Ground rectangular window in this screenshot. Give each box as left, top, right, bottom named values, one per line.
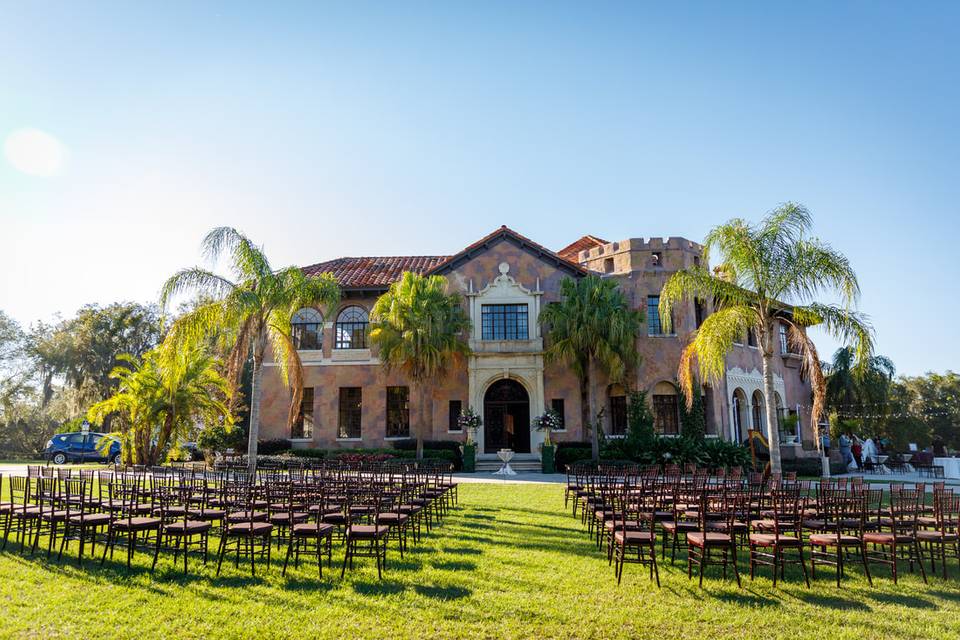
left=385, top=386, right=409, bottom=438
left=609, top=395, right=627, bottom=435
left=694, top=298, right=705, bottom=329
left=448, top=400, right=462, bottom=432
left=551, top=398, right=566, bottom=430
left=338, top=387, right=362, bottom=439
left=647, top=295, right=666, bottom=335
left=291, top=388, right=314, bottom=439
left=481, top=304, right=529, bottom=340
left=779, top=322, right=789, bottom=354
left=653, top=395, right=680, bottom=435
left=747, top=328, right=757, bottom=347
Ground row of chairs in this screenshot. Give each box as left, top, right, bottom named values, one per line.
left=0, top=460, right=458, bottom=579
left=566, top=462, right=960, bottom=587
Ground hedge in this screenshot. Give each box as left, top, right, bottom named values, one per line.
left=556, top=442, right=593, bottom=472
left=285, top=447, right=460, bottom=470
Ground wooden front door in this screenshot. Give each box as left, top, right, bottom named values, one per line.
left=483, top=379, right=530, bottom=454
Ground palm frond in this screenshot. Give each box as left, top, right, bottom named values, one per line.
left=659, top=267, right=755, bottom=334
left=159, top=268, right=236, bottom=310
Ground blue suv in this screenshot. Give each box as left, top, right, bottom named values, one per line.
left=44, top=432, right=122, bottom=465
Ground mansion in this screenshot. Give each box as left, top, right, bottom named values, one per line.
left=258, top=226, right=816, bottom=459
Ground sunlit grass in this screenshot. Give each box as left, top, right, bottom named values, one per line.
left=0, top=483, right=957, bottom=639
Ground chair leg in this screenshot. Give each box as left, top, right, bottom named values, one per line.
left=698, top=548, right=705, bottom=588
left=798, top=545, right=810, bottom=588
left=282, top=538, right=293, bottom=576
left=340, top=537, right=351, bottom=579
left=215, top=534, right=227, bottom=576
left=731, top=544, right=741, bottom=588
left=915, top=541, right=927, bottom=584
left=860, top=543, right=872, bottom=586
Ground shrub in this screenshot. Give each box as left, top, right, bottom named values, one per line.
left=285, top=447, right=459, bottom=468
left=196, top=423, right=246, bottom=460
left=556, top=442, right=593, bottom=471
left=697, top=438, right=751, bottom=470
left=679, top=381, right=706, bottom=442
left=391, top=439, right=463, bottom=470
left=258, top=438, right=292, bottom=455
left=781, top=457, right=846, bottom=477
left=601, top=434, right=750, bottom=470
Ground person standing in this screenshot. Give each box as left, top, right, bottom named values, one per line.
left=851, top=436, right=863, bottom=470
left=839, top=433, right=853, bottom=468
left=820, top=431, right=831, bottom=457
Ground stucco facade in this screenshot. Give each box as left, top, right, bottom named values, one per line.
left=258, top=226, right=817, bottom=459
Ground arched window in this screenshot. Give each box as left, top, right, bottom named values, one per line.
left=652, top=381, right=680, bottom=435
left=751, top=390, right=765, bottom=433
left=774, top=392, right=785, bottom=430
left=291, top=308, right=323, bottom=350
left=732, top=388, right=748, bottom=441
left=335, top=306, right=369, bottom=349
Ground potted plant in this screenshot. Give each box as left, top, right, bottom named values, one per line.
left=458, top=406, right=482, bottom=473
left=532, top=408, right=562, bottom=473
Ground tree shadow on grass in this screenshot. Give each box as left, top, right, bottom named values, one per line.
left=440, top=546, right=483, bottom=555
left=865, top=591, right=936, bottom=609
left=385, top=559, right=424, bottom=571
left=414, top=584, right=472, bottom=600
left=928, top=588, right=960, bottom=603
left=713, top=589, right=781, bottom=608
left=793, top=591, right=871, bottom=610
left=432, top=560, right=477, bottom=571
left=280, top=576, right=336, bottom=593
left=459, top=521, right=495, bottom=530
left=352, top=580, right=407, bottom=596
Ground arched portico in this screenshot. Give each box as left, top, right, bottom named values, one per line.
left=482, top=378, right=531, bottom=454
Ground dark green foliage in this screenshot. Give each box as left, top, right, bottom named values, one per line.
left=391, top=439, right=464, bottom=469
left=257, top=438, right=293, bottom=455
left=197, top=422, right=246, bottom=453
left=285, top=447, right=460, bottom=469
left=462, top=442, right=476, bottom=472
left=780, top=457, right=846, bottom=477
left=602, top=433, right=749, bottom=470
left=555, top=442, right=593, bottom=471
left=626, top=390, right=655, bottom=443
left=541, top=444, right=556, bottom=474
left=679, top=382, right=706, bottom=441
left=697, top=437, right=751, bottom=469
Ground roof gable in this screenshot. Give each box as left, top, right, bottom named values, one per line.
left=428, top=226, right=587, bottom=278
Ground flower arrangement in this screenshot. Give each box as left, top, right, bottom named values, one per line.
left=532, top=408, right=563, bottom=445
left=458, top=406, right=482, bottom=444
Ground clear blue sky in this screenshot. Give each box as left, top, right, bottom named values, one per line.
left=2, top=2, right=958, bottom=376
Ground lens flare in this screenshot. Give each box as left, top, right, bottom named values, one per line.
left=3, top=128, right=66, bottom=176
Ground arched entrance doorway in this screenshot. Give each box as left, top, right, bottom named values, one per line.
left=483, top=379, right=530, bottom=454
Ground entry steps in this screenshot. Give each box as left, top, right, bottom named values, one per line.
left=474, top=456, right=542, bottom=473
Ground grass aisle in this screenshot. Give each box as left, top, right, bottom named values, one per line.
left=1, top=483, right=958, bottom=639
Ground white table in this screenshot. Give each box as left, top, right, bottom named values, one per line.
left=493, top=449, right=516, bottom=476
left=934, top=457, right=960, bottom=479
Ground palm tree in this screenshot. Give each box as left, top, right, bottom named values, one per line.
left=825, top=346, right=895, bottom=427
left=659, top=203, right=873, bottom=474
left=369, top=272, right=471, bottom=460
left=160, top=227, right=340, bottom=472
left=88, top=341, right=233, bottom=465
left=539, top=275, right=644, bottom=461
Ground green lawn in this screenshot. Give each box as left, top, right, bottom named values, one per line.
left=1, top=483, right=958, bottom=639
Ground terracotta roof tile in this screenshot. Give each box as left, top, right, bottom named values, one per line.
left=556, top=235, right=609, bottom=261
left=302, top=256, right=450, bottom=289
